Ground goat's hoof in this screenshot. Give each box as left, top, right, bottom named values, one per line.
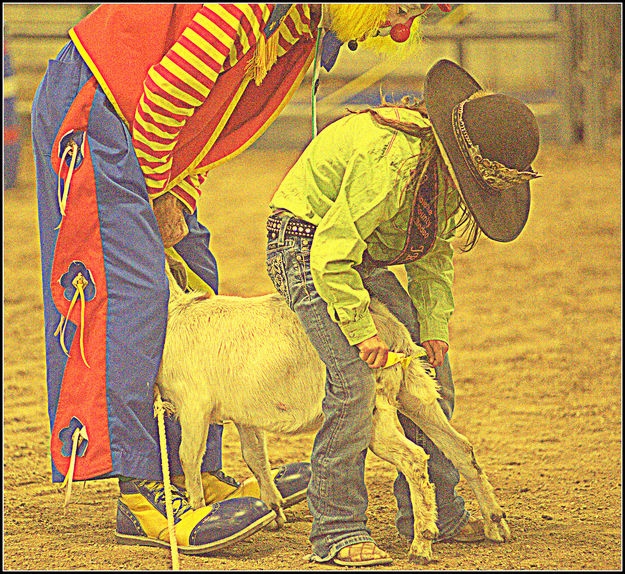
left=408, top=540, right=433, bottom=564
left=491, top=510, right=508, bottom=523
left=499, top=518, right=512, bottom=541
left=408, top=552, right=432, bottom=565
left=264, top=505, right=286, bottom=531
left=484, top=517, right=511, bottom=542
left=190, top=499, right=206, bottom=510
left=264, top=519, right=281, bottom=531
left=421, top=525, right=439, bottom=540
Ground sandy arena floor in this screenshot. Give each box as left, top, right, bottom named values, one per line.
left=3, top=138, right=621, bottom=570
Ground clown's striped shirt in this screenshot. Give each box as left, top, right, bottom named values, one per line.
left=132, top=3, right=315, bottom=212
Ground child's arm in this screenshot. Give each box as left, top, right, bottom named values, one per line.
left=309, top=151, right=401, bottom=346
left=404, top=234, right=455, bottom=347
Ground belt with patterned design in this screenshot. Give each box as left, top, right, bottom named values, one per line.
left=267, top=214, right=317, bottom=240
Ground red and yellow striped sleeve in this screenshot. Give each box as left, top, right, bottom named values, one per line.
left=132, top=3, right=272, bottom=212
left=274, top=4, right=314, bottom=58
left=168, top=172, right=207, bottom=213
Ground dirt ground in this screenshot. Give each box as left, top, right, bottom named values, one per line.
left=3, top=137, right=622, bottom=571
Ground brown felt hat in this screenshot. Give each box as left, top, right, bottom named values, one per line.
left=424, top=59, right=541, bottom=242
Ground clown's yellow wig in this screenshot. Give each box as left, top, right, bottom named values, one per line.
left=326, top=4, right=389, bottom=42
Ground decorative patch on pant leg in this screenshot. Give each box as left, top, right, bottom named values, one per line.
left=55, top=261, right=96, bottom=367
left=55, top=131, right=86, bottom=227
left=59, top=416, right=89, bottom=458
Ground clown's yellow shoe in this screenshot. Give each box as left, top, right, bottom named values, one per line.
left=172, top=462, right=311, bottom=508
left=115, top=479, right=275, bottom=555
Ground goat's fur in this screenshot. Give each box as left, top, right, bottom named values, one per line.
left=157, top=263, right=510, bottom=563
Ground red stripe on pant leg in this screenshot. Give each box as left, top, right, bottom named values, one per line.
left=50, top=135, right=113, bottom=480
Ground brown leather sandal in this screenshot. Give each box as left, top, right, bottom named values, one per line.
left=332, top=542, right=393, bottom=567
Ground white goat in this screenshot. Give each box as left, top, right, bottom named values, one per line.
left=157, top=263, right=510, bottom=563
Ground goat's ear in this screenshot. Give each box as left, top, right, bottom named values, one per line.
left=165, top=254, right=188, bottom=291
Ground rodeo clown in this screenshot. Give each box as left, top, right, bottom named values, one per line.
left=31, top=3, right=449, bottom=556
left=265, top=59, right=540, bottom=565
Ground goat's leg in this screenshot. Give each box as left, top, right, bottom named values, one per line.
left=178, top=405, right=212, bottom=509
left=235, top=423, right=286, bottom=528
left=369, top=396, right=438, bottom=564
left=397, top=390, right=511, bottom=542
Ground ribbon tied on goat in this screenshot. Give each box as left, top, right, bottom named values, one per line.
left=382, top=349, right=429, bottom=370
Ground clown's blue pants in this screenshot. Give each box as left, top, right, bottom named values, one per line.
left=32, top=41, right=223, bottom=483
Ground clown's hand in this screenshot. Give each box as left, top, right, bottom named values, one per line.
left=153, top=193, right=189, bottom=248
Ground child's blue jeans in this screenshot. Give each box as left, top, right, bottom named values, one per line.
left=266, top=214, right=469, bottom=561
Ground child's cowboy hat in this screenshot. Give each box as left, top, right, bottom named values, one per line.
left=424, top=59, right=541, bottom=242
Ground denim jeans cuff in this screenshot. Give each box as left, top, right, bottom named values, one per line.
left=309, top=532, right=375, bottom=563
left=437, top=509, right=471, bottom=540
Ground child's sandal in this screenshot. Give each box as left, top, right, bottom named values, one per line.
left=332, top=542, right=393, bottom=567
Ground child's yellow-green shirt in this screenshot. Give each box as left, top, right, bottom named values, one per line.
left=270, top=108, right=461, bottom=346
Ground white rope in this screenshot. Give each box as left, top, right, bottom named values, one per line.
left=62, top=428, right=80, bottom=513
left=154, top=387, right=180, bottom=570
left=61, top=425, right=88, bottom=512
left=57, top=143, right=72, bottom=217
left=311, top=25, right=323, bottom=139
left=56, top=139, right=79, bottom=229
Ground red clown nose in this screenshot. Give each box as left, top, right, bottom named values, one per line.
left=390, top=17, right=415, bottom=43
left=389, top=5, right=453, bottom=42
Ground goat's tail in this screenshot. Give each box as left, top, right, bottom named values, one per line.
left=403, top=352, right=441, bottom=406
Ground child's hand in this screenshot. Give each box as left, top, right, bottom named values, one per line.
left=421, top=340, right=449, bottom=367
left=357, top=335, right=389, bottom=369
